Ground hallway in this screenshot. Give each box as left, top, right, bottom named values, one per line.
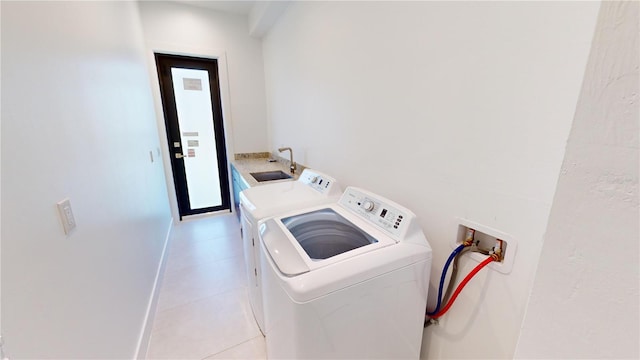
left=146, top=215, right=266, bottom=359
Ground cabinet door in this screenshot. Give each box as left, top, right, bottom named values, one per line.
left=232, top=168, right=241, bottom=208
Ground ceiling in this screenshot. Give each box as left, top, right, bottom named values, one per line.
left=163, top=0, right=289, bottom=37
left=170, top=0, right=258, bottom=15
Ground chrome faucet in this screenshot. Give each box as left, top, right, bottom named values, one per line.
left=278, top=147, right=297, bottom=174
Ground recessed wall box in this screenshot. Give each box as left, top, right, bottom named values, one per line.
left=453, top=218, right=517, bottom=274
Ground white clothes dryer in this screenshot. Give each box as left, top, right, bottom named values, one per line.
left=259, top=187, right=432, bottom=359
left=239, top=168, right=342, bottom=333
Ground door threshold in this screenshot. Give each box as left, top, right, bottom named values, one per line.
left=180, top=209, right=233, bottom=222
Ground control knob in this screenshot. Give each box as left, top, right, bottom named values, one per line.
left=310, top=176, right=319, bottom=184
left=362, top=200, right=375, bottom=212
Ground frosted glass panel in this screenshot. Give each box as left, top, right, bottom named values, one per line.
left=171, top=67, right=222, bottom=209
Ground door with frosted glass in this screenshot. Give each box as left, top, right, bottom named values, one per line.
left=155, top=54, right=230, bottom=219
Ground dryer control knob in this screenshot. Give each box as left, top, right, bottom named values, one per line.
left=310, top=176, right=319, bottom=183
left=362, top=200, right=375, bottom=212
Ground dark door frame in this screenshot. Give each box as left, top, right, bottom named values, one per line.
left=154, top=53, right=231, bottom=219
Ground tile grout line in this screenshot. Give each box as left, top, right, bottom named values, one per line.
left=168, top=234, right=243, bottom=251
left=162, top=253, right=246, bottom=279
left=153, top=284, right=250, bottom=317
left=200, top=335, right=265, bottom=360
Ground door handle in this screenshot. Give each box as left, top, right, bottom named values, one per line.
left=175, top=153, right=186, bottom=159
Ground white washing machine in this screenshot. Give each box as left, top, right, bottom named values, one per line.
left=239, top=168, right=342, bottom=333
left=259, top=187, right=432, bottom=359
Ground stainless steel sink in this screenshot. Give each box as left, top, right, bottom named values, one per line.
left=250, top=170, right=293, bottom=182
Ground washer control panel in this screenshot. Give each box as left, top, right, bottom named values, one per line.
left=339, top=187, right=408, bottom=238
left=299, top=170, right=338, bottom=195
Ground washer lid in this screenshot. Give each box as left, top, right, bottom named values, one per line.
left=240, top=181, right=315, bottom=216
left=239, top=169, right=342, bottom=220
left=281, top=208, right=378, bottom=260
left=261, top=218, right=311, bottom=276
left=260, top=206, right=397, bottom=277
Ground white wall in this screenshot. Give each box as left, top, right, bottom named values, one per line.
left=138, top=1, right=269, bottom=155
left=1, top=1, right=172, bottom=358
left=0, top=0, right=3, bottom=344
left=262, top=2, right=600, bottom=358
left=515, top=2, right=639, bottom=358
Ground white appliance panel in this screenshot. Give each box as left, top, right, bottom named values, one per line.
left=259, top=186, right=432, bottom=358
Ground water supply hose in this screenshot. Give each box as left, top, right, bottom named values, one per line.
left=426, top=244, right=466, bottom=316
left=441, top=246, right=471, bottom=306
left=430, top=256, right=495, bottom=319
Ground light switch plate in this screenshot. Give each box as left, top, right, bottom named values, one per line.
left=57, top=198, right=76, bottom=235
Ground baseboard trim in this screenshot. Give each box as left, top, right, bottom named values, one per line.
left=134, top=217, right=174, bottom=359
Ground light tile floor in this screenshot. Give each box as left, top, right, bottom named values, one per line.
left=146, top=214, right=267, bottom=360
